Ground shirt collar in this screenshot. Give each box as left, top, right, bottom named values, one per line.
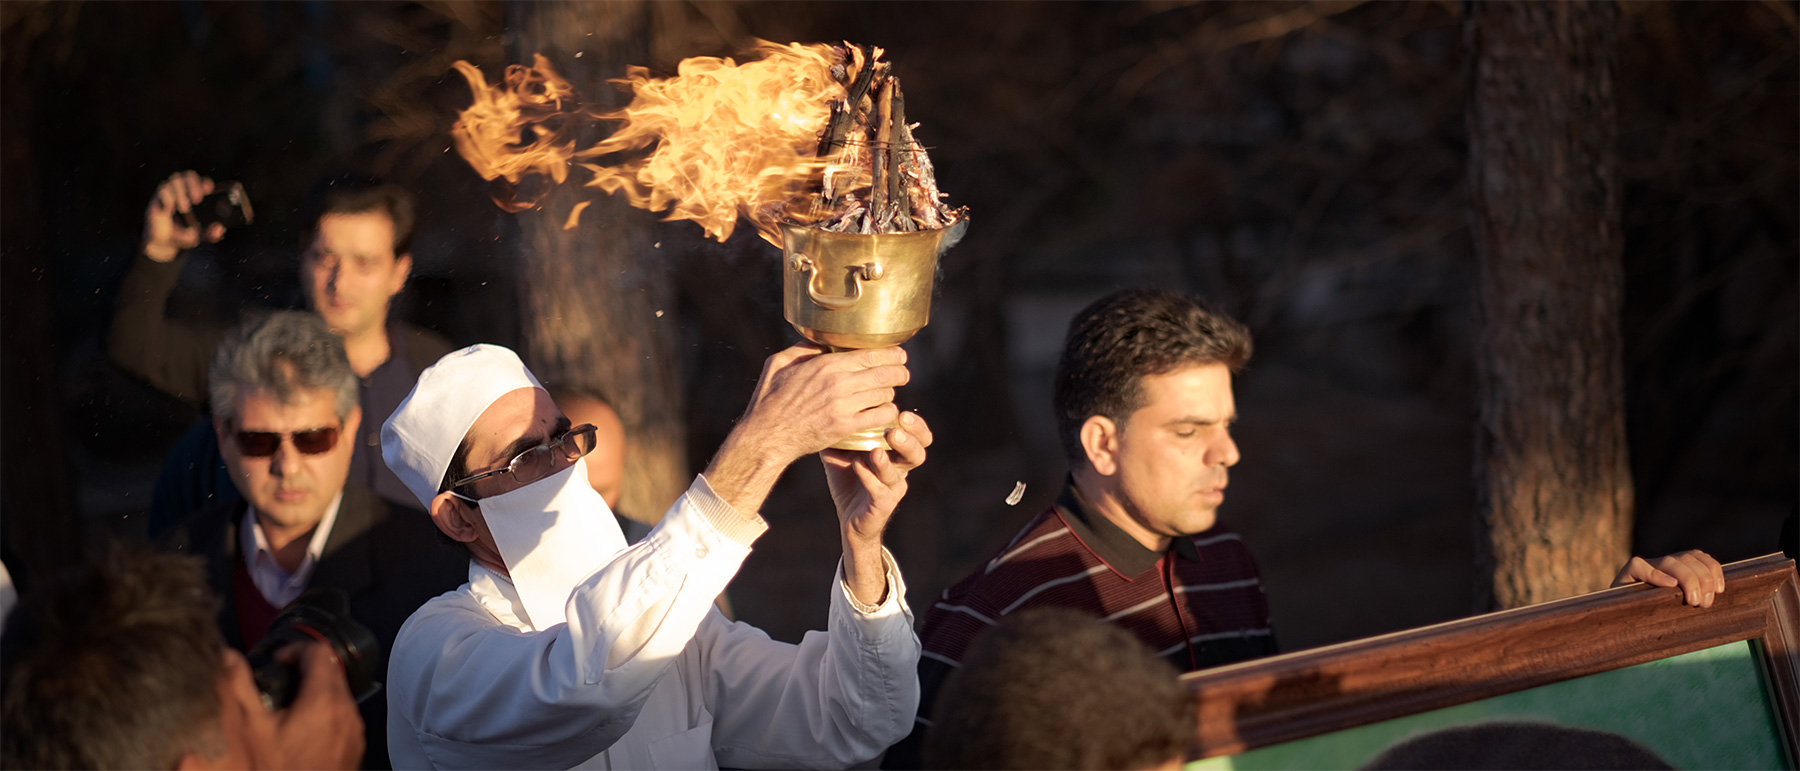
left=467, top=562, right=531, bottom=631
left=1055, top=478, right=1201, bottom=578
left=239, top=490, right=343, bottom=601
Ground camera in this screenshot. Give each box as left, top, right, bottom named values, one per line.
left=187, top=180, right=255, bottom=229
left=246, top=588, right=381, bottom=711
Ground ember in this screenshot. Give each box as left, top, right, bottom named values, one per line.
left=450, top=41, right=963, bottom=246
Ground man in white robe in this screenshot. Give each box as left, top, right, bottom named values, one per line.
left=380, top=343, right=929, bottom=769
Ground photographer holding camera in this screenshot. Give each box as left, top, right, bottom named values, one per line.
left=160, top=311, right=466, bottom=768
left=0, top=548, right=364, bottom=770
left=110, top=170, right=455, bottom=531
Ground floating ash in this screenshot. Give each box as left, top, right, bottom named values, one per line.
left=450, top=41, right=965, bottom=246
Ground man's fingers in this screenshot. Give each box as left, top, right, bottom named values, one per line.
left=838, top=362, right=911, bottom=393
left=1671, top=550, right=1723, bottom=606
left=854, top=403, right=901, bottom=434
left=833, top=345, right=907, bottom=370
left=177, top=170, right=213, bottom=204
left=1650, top=553, right=1714, bottom=607
left=819, top=448, right=856, bottom=470
left=1637, top=559, right=1679, bottom=589
left=1616, top=551, right=1731, bottom=608
left=152, top=184, right=178, bottom=215
left=899, top=411, right=933, bottom=448
left=770, top=342, right=824, bottom=370
left=280, top=641, right=365, bottom=766
left=1613, top=556, right=1663, bottom=588
left=220, top=647, right=284, bottom=761
left=1686, top=549, right=1725, bottom=594
left=1658, top=558, right=1701, bottom=605
left=753, top=343, right=825, bottom=401
left=285, top=642, right=353, bottom=708
left=867, top=442, right=902, bottom=484
left=173, top=172, right=198, bottom=212
left=886, top=419, right=928, bottom=473
left=837, top=386, right=897, bottom=416
left=222, top=648, right=268, bottom=715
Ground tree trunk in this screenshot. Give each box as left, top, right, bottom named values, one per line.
left=512, top=1, right=689, bottom=525
left=1466, top=0, right=1633, bottom=611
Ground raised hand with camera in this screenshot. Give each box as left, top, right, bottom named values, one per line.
left=142, top=170, right=246, bottom=263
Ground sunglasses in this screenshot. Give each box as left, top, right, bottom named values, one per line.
left=232, top=426, right=341, bottom=457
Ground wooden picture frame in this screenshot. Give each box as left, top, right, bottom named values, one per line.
left=1182, top=553, right=1800, bottom=766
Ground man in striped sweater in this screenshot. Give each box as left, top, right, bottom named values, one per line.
left=884, top=289, right=1273, bottom=769
left=883, top=289, right=1730, bottom=769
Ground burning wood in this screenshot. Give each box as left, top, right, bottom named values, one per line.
left=802, top=43, right=962, bottom=236
left=450, top=41, right=963, bottom=246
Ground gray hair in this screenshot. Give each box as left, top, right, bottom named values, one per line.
left=208, top=311, right=357, bottom=424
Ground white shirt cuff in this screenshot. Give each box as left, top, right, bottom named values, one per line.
left=689, top=473, right=769, bottom=547
left=841, top=548, right=903, bottom=615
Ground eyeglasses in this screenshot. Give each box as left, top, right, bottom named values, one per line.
left=449, top=424, right=598, bottom=498
left=233, top=426, right=341, bottom=457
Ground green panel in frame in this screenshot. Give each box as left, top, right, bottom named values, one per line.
left=1182, top=555, right=1800, bottom=767
left=1190, top=639, right=1785, bottom=769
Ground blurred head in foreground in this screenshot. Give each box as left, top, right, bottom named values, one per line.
left=923, top=607, right=1195, bottom=770
left=2, top=549, right=235, bottom=769
left=1363, top=722, right=1672, bottom=770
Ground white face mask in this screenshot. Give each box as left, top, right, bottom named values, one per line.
left=477, top=460, right=627, bottom=629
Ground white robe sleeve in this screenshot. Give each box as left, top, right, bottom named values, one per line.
left=700, top=549, right=922, bottom=770
left=385, top=475, right=766, bottom=770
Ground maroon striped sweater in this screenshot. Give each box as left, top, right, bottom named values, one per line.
left=882, top=482, right=1276, bottom=768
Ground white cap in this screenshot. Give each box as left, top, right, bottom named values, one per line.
left=382, top=344, right=544, bottom=509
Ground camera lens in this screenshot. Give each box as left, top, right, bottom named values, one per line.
left=245, top=588, right=381, bottom=710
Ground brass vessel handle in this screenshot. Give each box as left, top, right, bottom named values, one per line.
left=792, top=254, right=883, bottom=311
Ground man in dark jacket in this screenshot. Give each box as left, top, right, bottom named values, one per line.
left=162, top=311, right=466, bottom=769
left=110, top=171, right=453, bottom=530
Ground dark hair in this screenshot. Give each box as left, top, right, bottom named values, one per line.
left=1362, top=722, right=1673, bottom=770
left=209, top=310, right=358, bottom=423
left=434, top=439, right=476, bottom=557
left=1, top=548, right=227, bottom=769
left=1052, top=289, right=1252, bottom=465
left=302, top=175, right=418, bottom=257
left=922, top=608, right=1195, bottom=770
left=438, top=438, right=475, bottom=499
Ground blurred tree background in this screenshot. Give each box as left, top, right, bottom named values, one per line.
left=2, top=0, right=1792, bottom=651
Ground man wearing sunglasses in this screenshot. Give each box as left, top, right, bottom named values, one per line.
left=381, top=342, right=929, bottom=769
left=161, top=311, right=468, bottom=769
left=110, top=171, right=455, bottom=533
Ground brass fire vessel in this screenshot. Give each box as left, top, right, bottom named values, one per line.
left=781, top=219, right=968, bottom=450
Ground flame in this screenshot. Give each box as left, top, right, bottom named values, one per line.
left=580, top=41, right=846, bottom=244
left=452, top=42, right=846, bottom=244
left=451, top=54, right=590, bottom=212
left=562, top=200, right=591, bottom=231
